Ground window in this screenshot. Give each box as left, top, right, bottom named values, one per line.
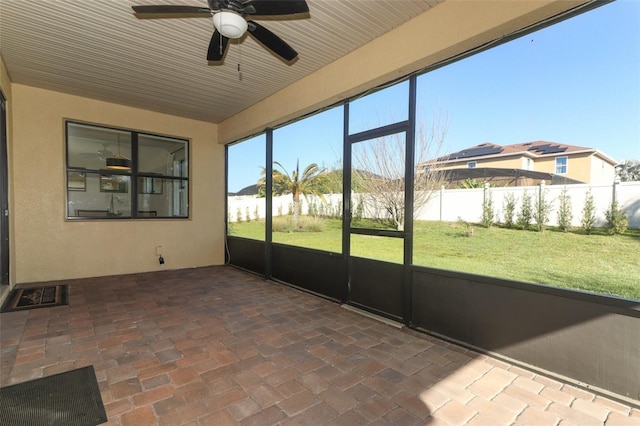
left=272, top=108, right=343, bottom=252
left=467, top=161, right=477, bottom=168
left=412, top=0, right=639, bottom=301
left=349, top=81, right=409, bottom=134
left=66, top=121, right=188, bottom=219
left=227, top=135, right=266, bottom=240
left=225, top=1, right=639, bottom=301
left=555, top=156, right=568, bottom=174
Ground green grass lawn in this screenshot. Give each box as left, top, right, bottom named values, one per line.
left=229, top=217, right=640, bottom=300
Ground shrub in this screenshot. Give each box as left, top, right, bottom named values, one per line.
left=299, top=216, right=326, bottom=232
left=254, top=205, right=260, bottom=221
left=308, top=200, right=318, bottom=217
left=328, top=201, right=342, bottom=219
left=604, top=201, right=627, bottom=235
left=581, top=190, right=596, bottom=234
left=245, top=206, right=251, bottom=222
left=354, top=195, right=364, bottom=221
left=481, top=192, right=495, bottom=228
left=272, top=216, right=293, bottom=232
left=503, top=192, right=516, bottom=228
left=533, top=188, right=552, bottom=232
left=516, top=190, right=533, bottom=230
left=556, top=188, right=573, bottom=232
left=236, top=207, right=243, bottom=223
left=272, top=216, right=325, bottom=232
left=458, top=178, right=482, bottom=189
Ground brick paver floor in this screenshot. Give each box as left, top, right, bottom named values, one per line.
left=1, top=266, right=638, bottom=425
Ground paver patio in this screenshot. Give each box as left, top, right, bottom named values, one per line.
left=0, top=266, right=638, bottom=425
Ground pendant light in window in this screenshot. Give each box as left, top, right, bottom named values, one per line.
left=106, top=134, right=131, bottom=171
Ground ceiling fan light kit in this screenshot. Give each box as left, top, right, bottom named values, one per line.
left=213, top=11, right=247, bottom=39
left=132, top=0, right=310, bottom=64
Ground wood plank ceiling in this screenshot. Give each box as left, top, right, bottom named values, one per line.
left=0, top=0, right=441, bottom=123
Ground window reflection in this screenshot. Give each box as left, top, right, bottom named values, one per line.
left=66, top=122, right=188, bottom=219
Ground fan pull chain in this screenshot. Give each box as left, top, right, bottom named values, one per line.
left=237, top=42, right=243, bottom=81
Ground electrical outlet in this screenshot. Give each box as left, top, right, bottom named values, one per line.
left=159, top=256, right=165, bottom=265
left=156, top=246, right=162, bottom=256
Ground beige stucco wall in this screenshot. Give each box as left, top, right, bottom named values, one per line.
left=9, top=84, right=223, bottom=283
left=441, top=156, right=526, bottom=170
left=589, top=155, right=617, bottom=185
left=0, top=56, right=16, bottom=285
left=218, top=0, right=588, bottom=145
left=536, top=153, right=594, bottom=183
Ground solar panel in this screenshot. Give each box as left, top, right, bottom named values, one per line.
left=528, top=144, right=568, bottom=155
left=448, top=145, right=503, bottom=160
left=542, top=146, right=568, bottom=154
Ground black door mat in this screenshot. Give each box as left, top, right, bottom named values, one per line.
left=0, top=365, right=107, bottom=426
left=0, top=285, right=68, bottom=313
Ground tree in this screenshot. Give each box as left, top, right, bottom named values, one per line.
left=617, top=159, right=640, bottom=182
left=581, top=190, right=596, bottom=235
left=257, top=160, right=327, bottom=228
left=556, top=188, right=573, bottom=232
left=604, top=200, right=627, bottom=235
left=502, top=192, right=517, bottom=228
left=481, top=187, right=495, bottom=228
left=516, top=190, right=533, bottom=230
left=351, top=116, right=449, bottom=231
left=533, top=187, right=552, bottom=232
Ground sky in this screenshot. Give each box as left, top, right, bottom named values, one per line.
left=228, top=0, right=640, bottom=192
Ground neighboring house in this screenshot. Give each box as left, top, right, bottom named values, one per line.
left=421, top=141, right=618, bottom=187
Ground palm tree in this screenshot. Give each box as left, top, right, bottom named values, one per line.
left=258, top=160, right=328, bottom=228
left=617, top=159, right=640, bottom=182
left=457, top=178, right=483, bottom=189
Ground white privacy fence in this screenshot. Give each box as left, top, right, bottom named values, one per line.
left=417, top=181, right=640, bottom=228
left=227, top=193, right=343, bottom=223
left=228, top=181, right=640, bottom=229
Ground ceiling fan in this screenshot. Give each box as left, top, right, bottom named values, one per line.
left=132, top=0, right=310, bottom=64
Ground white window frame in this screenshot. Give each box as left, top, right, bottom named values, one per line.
left=467, top=161, right=477, bottom=169
left=555, top=156, right=568, bottom=174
